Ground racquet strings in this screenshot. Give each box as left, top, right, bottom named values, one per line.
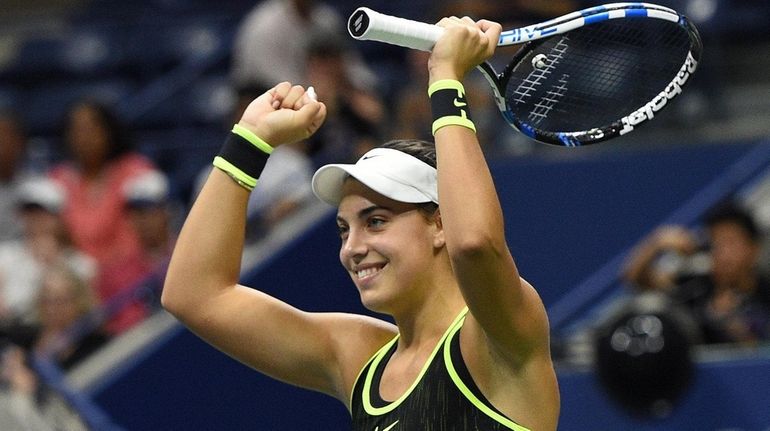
left=504, top=18, right=693, bottom=133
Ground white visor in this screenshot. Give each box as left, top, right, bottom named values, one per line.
left=312, top=148, right=438, bottom=206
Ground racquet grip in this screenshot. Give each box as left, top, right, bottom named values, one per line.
left=348, top=7, right=444, bottom=52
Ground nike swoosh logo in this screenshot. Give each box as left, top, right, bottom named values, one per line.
left=362, top=155, right=381, bottom=160
left=453, top=98, right=467, bottom=108
left=375, top=420, right=399, bottom=431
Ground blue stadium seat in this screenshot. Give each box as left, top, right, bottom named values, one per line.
left=123, top=18, right=231, bottom=78
left=135, top=126, right=222, bottom=203
left=185, top=75, right=235, bottom=124
left=0, top=28, right=128, bottom=82
left=23, top=79, right=137, bottom=134
left=127, top=74, right=234, bottom=129
left=9, top=34, right=68, bottom=79
left=59, top=28, right=128, bottom=77
left=0, top=85, right=21, bottom=111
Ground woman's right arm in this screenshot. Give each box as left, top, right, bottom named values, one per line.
left=161, top=83, right=395, bottom=403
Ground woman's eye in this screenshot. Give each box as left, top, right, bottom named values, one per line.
left=368, top=218, right=386, bottom=228
left=337, top=225, right=348, bottom=239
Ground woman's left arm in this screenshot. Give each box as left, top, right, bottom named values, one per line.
left=430, top=18, right=551, bottom=364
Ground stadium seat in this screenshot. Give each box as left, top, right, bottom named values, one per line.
left=0, top=85, right=20, bottom=111
left=23, top=79, right=138, bottom=134
left=59, top=28, right=128, bottom=77
left=127, top=73, right=234, bottom=129
left=135, top=125, right=222, bottom=203
left=8, top=34, right=68, bottom=80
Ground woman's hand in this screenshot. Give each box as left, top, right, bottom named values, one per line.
left=238, top=82, right=327, bottom=147
left=428, top=17, right=502, bottom=84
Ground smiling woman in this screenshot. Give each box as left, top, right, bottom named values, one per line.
left=161, top=16, right=559, bottom=431
left=333, top=174, right=442, bottom=311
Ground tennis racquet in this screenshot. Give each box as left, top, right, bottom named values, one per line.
left=348, top=3, right=702, bottom=146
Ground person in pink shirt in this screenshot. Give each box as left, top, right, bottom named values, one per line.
left=96, top=170, right=177, bottom=333
left=49, top=100, right=157, bottom=332
left=49, top=99, right=155, bottom=269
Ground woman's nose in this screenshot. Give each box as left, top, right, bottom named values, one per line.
left=342, top=229, right=368, bottom=261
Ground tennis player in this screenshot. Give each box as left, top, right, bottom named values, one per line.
left=162, top=17, right=559, bottom=431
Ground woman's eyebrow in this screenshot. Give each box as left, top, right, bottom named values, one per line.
left=336, top=205, right=391, bottom=223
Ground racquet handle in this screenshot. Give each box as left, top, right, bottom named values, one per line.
left=348, top=7, right=443, bottom=52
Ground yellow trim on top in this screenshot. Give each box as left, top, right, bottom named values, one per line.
left=428, top=79, right=465, bottom=96
left=443, top=317, right=531, bottom=431
left=432, top=115, right=477, bottom=135
left=212, top=156, right=257, bottom=190
left=350, top=335, right=397, bottom=411
left=361, top=308, right=469, bottom=416
left=231, top=124, right=274, bottom=154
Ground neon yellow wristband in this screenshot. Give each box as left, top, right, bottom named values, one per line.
left=428, top=79, right=476, bottom=135
left=428, top=79, right=465, bottom=97
left=432, top=116, right=477, bottom=135
left=232, top=124, right=274, bottom=155
left=213, top=156, right=257, bottom=191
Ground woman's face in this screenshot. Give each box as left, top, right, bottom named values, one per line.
left=38, top=272, right=83, bottom=330
left=66, top=104, right=110, bottom=170
left=709, top=221, right=758, bottom=286
left=0, top=117, right=25, bottom=178
left=336, top=179, right=442, bottom=312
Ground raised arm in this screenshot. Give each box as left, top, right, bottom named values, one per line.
left=429, top=19, right=551, bottom=364
left=161, top=83, right=394, bottom=403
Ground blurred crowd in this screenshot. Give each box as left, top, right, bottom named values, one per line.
left=0, top=0, right=586, bottom=402
left=620, top=201, right=770, bottom=346
left=0, top=100, right=173, bottom=428
left=0, top=0, right=768, bottom=427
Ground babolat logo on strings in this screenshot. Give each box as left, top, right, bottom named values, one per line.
left=619, top=51, right=698, bottom=135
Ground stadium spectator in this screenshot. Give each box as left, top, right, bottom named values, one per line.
left=230, top=0, right=375, bottom=92
left=0, top=178, right=96, bottom=324
left=48, top=99, right=156, bottom=272
left=0, top=267, right=99, bottom=430
left=0, top=343, right=88, bottom=431
left=0, top=265, right=109, bottom=372
left=390, top=50, right=433, bottom=142
left=0, top=110, right=31, bottom=242
left=302, top=34, right=386, bottom=166
left=95, top=170, right=176, bottom=334
left=622, top=225, right=703, bottom=292
left=673, top=202, right=770, bottom=344
left=31, top=265, right=109, bottom=370
left=243, top=141, right=316, bottom=242
left=624, top=201, right=770, bottom=344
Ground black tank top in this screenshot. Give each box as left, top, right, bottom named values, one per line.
left=350, top=308, right=530, bottom=431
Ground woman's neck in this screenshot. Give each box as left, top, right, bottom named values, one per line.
left=391, top=275, right=465, bottom=350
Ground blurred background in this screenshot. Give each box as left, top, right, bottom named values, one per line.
left=1, top=0, right=769, bottom=429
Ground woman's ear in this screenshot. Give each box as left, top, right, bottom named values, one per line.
left=432, top=209, right=445, bottom=248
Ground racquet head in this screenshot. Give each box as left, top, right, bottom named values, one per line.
left=348, top=3, right=703, bottom=147
left=486, top=9, right=703, bottom=146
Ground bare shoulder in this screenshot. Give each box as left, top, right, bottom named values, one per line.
left=314, top=312, right=397, bottom=406
left=460, top=279, right=560, bottom=430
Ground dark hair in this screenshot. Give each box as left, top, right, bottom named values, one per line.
left=704, top=201, right=760, bottom=242
left=380, top=139, right=436, bottom=168
left=64, top=99, right=133, bottom=161
left=380, top=139, right=438, bottom=215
